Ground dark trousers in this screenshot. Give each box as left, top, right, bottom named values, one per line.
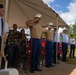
left=70, top=44, right=75, bottom=58
left=62, top=42, right=68, bottom=61
left=53, top=42, right=59, bottom=64
left=0, top=37, right=2, bottom=51
left=8, top=45, right=18, bottom=67
left=45, top=41, right=53, bottom=66
left=0, top=37, right=5, bottom=69
left=30, top=38, right=42, bottom=71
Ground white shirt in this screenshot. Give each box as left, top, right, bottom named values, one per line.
left=54, top=33, right=60, bottom=43
left=70, top=38, right=75, bottom=45
left=0, top=17, right=9, bottom=36
left=61, top=33, right=69, bottom=43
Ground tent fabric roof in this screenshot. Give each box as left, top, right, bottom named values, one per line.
left=0, top=0, right=68, bottom=28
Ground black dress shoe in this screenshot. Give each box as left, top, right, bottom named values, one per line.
left=30, top=70, right=35, bottom=73
left=46, top=65, right=50, bottom=68
left=35, top=68, right=42, bottom=71
left=50, top=65, right=55, bottom=67
left=53, top=62, right=59, bottom=64
left=57, top=62, right=59, bottom=64
left=62, top=59, right=67, bottom=62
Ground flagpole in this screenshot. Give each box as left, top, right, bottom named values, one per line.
left=0, top=0, right=9, bottom=69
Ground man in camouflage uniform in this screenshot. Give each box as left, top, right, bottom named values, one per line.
left=7, top=24, right=19, bottom=67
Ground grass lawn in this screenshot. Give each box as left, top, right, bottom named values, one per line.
left=67, top=57, right=76, bottom=65
left=58, top=47, right=76, bottom=65
left=66, top=48, right=76, bottom=65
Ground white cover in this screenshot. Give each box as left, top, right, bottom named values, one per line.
left=48, top=23, right=53, bottom=26
left=35, top=14, right=42, bottom=18
left=63, top=27, right=67, bottom=31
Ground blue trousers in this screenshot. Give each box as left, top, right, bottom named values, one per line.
left=30, top=38, right=42, bottom=71
left=45, top=41, right=53, bottom=66
left=62, top=42, right=68, bottom=61
left=0, top=37, right=2, bottom=51
left=53, top=42, right=59, bottom=64
left=9, top=45, right=18, bottom=67
left=70, top=44, right=75, bottom=58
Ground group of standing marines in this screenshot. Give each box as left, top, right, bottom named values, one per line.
left=26, top=14, right=55, bottom=73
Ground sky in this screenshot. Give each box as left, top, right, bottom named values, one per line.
left=42, top=0, right=76, bottom=25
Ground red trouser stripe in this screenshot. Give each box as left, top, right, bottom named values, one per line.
left=30, top=38, right=33, bottom=66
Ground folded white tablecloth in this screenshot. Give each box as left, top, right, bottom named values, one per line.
left=0, top=68, right=19, bottom=75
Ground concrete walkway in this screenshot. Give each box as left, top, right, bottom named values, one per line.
left=18, top=61, right=76, bottom=75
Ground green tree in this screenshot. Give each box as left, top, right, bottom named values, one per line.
left=68, top=24, right=73, bottom=37
left=69, top=23, right=76, bottom=39
left=72, top=23, right=76, bottom=39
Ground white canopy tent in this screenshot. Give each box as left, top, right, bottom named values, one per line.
left=0, top=0, right=69, bottom=68
left=0, top=0, right=68, bottom=28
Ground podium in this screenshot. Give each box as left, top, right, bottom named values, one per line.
left=0, top=68, right=19, bottom=75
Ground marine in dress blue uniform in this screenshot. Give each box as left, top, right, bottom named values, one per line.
left=26, top=14, right=43, bottom=73
left=44, top=23, right=54, bottom=67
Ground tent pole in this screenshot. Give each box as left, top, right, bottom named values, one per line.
left=0, top=0, right=9, bottom=69
left=56, top=13, right=59, bottom=64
